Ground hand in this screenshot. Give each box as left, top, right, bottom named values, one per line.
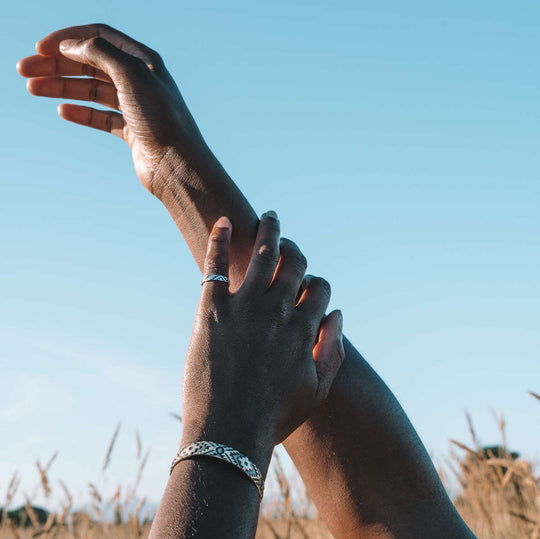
left=181, top=211, right=344, bottom=469
left=16, top=24, right=205, bottom=193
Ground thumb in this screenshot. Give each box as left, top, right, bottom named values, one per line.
left=59, top=37, right=149, bottom=84
left=312, top=310, right=344, bottom=402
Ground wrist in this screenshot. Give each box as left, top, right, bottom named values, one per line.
left=180, top=417, right=274, bottom=479
left=150, top=142, right=226, bottom=201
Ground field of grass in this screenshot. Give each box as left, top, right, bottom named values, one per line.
left=1, top=393, right=538, bottom=538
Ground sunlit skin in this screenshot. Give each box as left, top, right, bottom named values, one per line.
left=17, top=24, right=476, bottom=538
left=149, top=213, right=344, bottom=538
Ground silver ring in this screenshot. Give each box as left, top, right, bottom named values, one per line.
left=201, top=274, right=229, bottom=285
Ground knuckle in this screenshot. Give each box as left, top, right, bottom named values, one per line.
left=209, top=231, right=228, bottom=245
left=281, top=238, right=305, bottom=258
left=88, top=79, right=99, bottom=102
left=257, top=243, right=279, bottom=263
left=295, top=252, right=308, bottom=272
left=95, top=23, right=112, bottom=33
left=147, top=48, right=164, bottom=68
left=124, top=55, right=146, bottom=73
left=281, top=239, right=307, bottom=273
left=312, top=277, right=331, bottom=297
left=279, top=237, right=295, bottom=251
left=86, top=36, right=107, bottom=53
left=204, top=257, right=227, bottom=275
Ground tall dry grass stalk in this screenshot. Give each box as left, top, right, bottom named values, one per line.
left=450, top=392, right=540, bottom=538
left=102, top=423, right=121, bottom=473
left=2, top=393, right=538, bottom=538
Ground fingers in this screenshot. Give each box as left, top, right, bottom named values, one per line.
left=57, top=104, right=125, bottom=139
left=241, top=211, right=281, bottom=292
left=17, top=54, right=111, bottom=82
left=201, top=217, right=232, bottom=303
left=312, top=310, right=344, bottom=402
left=36, top=23, right=114, bottom=55
left=35, top=24, right=164, bottom=72
left=296, top=275, right=332, bottom=333
left=27, top=77, right=119, bottom=110
left=271, top=238, right=307, bottom=300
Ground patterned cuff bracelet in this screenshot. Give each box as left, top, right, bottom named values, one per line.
left=170, top=441, right=265, bottom=500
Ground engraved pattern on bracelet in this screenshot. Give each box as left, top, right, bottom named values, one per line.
left=170, top=441, right=264, bottom=499
left=201, top=274, right=229, bottom=285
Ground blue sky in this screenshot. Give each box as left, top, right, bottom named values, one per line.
left=1, top=1, right=539, bottom=507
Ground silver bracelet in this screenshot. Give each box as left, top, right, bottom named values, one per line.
left=170, top=441, right=265, bottom=499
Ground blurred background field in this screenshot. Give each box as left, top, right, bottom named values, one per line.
left=1, top=392, right=538, bottom=539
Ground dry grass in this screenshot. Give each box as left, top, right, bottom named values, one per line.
left=448, top=407, right=540, bottom=538
left=1, top=393, right=538, bottom=539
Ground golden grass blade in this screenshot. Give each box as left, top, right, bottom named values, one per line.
left=135, top=430, right=142, bottom=460
left=58, top=480, right=72, bottom=506
left=8, top=522, right=21, bottom=539
left=35, top=453, right=57, bottom=499
left=23, top=495, right=40, bottom=529
left=108, top=485, right=121, bottom=505
left=102, top=422, right=121, bottom=472
left=449, top=439, right=477, bottom=457
left=509, top=511, right=540, bottom=525
left=134, top=449, right=150, bottom=492
left=44, top=452, right=58, bottom=473
left=87, top=483, right=102, bottom=504
left=465, top=412, right=481, bottom=449
left=3, top=470, right=21, bottom=521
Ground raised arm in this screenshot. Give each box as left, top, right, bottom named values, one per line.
left=151, top=213, right=343, bottom=538
left=17, top=25, right=475, bottom=538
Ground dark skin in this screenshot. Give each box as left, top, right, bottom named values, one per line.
left=17, top=24, right=476, bottom=538
left=150, top=213, right=344, bottom=538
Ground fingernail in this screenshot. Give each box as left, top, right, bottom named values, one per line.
left=264, top=210, right=278, bottom=220
left=215, top=216, right=231, bottom=229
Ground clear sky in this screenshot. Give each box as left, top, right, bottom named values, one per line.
left=1, top=0, right=539, bottom=508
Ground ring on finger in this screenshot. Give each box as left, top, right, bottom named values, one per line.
left=201, top=274, right=229, bottom=285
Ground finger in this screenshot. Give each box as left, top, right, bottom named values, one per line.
left=296, top=275, right=332, bottom=334
left=312, top=310, right=344, bottom=402
left=270, top=238, right=307, bottom=301
left=17, top=54, right=111, bottom=82
left=57, top=104, right=125, bottom=139
left=241, top=211, right=281, bottom=292
left=201, top=217, right=232, bottom=303
left=28, top=77, right=119, bottom=110
left=36, top=24, right=164, bottom=72
left=58, top=37, right=152, bottom=87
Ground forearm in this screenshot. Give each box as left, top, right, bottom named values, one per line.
left=153, top=148, right=473, bottom=537
left=150, top=398, right=273, bottom=538
left=153, top=145, right=258, bottom=290
left=150, top=458, right=264, bottom=538
left=284, top=339, right=476, bottom=538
